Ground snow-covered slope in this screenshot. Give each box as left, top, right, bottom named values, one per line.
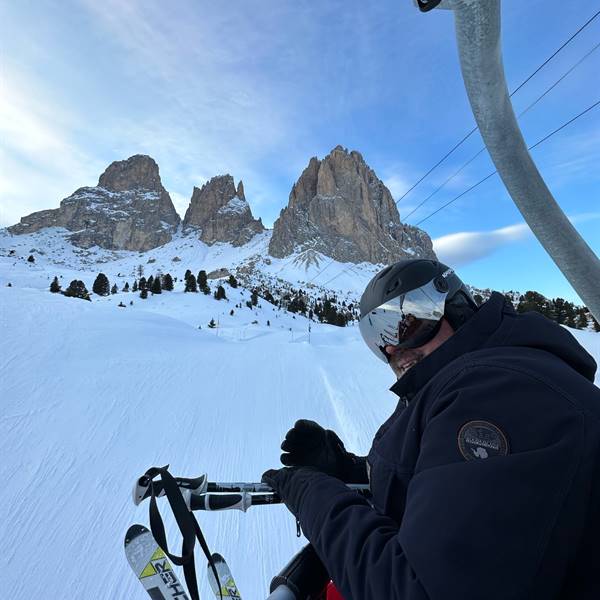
left=0, top=251, right=394, bottom=599
left=1, top=228, right=598, bottom=599
left=0, top=227, right=380, bottom=298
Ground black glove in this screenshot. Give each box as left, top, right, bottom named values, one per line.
left=262, top=466, right=321, bottom=517
left=280, top=419, right=368, bottom=483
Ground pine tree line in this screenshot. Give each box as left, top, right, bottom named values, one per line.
left=47, top=268, right=600, bottom=332
left=514, top=291, right=599, bottom=331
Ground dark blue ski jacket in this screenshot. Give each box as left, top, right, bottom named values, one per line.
left=290, top=292, right=600, bottom=599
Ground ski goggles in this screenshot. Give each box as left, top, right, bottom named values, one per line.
left=359, top=278, right=449, bottom=363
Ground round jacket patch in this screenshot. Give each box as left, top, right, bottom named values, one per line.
left=458, top=420, right=509, bottom=461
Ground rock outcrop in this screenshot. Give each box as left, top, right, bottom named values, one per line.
left=183, top=175, right=264, bottom=246
left=8, top=155, right=180, bottom=251
left=268, top=146, right=435, bottom=263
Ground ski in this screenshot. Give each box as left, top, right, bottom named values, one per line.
left=125, top=524, right=190, bottom=600
left=206, top=553, right=242, bottom=599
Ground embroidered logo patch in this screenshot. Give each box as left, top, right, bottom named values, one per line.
left=458, top=420, right=509, bottom=461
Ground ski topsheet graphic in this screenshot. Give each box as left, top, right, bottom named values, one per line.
left=207, top=553, right=242, bottom=599
left=125, top=524, right=190, bottom=600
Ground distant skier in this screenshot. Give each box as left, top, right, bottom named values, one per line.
left=263, top=258, right=600, bottom=599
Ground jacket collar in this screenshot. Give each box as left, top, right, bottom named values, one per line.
left=390, top=292, right=509, bottom=401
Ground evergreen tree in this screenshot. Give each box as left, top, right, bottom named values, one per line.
left=198, top=270, right=208, bottom=288
left=208, top=318, right=216, bottom=328
left=214, top=285, right=227, bottom=300
left=517, top=291, right=547, bottom=315
left=132, top=280, right=138, bottom=292
left=140, top=288, right=148, bottom=299
left=251, top=290, right=259, bottom=306
left=288, top=294, right=307, bottom=314
left=552, top=298, right=567, bottom=324
left=63, top=280, right=90, bottom=301
left=576, top=310, right=589, bottom=330
left=185, top=274, right=198, bottom=292
left=93, top=273, right=110, bottom=296
left=27, top=254, right=35, bottom=263
left=267, top=320, right=270, bottom=326
left=111, top=284, right=118, bottom=294
left=564, top=302, right=577, bottom=328
left=136, top=264, right=144, bottom=278
left=139, top=277, right=147, bottom=290
left=151, top=277, right=162, bottom=294
left=50, top=276, right=61, bottom=293
left=147, top=275, right=155, bottom=290
left=184, top=269, right=192, bottom=282
left=230, top=309, right=234, bottom=316
left=227, top=274, right=238, bottom=288
left=162, top=273, right=174, bottom=291
left=123, top=282, right=130, bottom=292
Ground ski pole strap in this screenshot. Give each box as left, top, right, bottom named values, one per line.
left=144, top=466, right=223, bottom=600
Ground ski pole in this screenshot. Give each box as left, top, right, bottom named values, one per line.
left=134, top=471, right=280, bottom=505
left=188, top=485, right=370, bottom=512
left=133, top=470, right=370, bottom=509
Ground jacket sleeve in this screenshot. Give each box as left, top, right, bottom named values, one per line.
left=291, top=365, right=584, bottom=600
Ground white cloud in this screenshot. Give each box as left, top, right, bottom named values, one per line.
left=433, top=212, right=600, bottom=267
left=433, top=223, right=531, bottom=266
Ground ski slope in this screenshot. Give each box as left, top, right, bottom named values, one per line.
left=0, top=267, right=394, bottom=598
left=1, top=230, right=598, bottom=599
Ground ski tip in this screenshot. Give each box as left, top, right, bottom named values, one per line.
left=124, top=523, right=149, bottom=547
left=210, top=552, right=225, bottom=564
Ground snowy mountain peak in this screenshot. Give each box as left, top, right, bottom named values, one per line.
left=98, top=154, right=164, bottom=193
left=8, top=155, right=180, bottom=252
left=268, top=145, right=435, bottom=264
left=183, top=174, right=264, bottom=247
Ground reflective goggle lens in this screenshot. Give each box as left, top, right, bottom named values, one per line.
left=359, top=279, right=448, bottom=363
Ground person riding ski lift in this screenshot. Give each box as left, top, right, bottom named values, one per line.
left=263, top=258, right=600, bottom=599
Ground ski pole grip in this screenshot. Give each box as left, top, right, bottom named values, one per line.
left=269, top=543, right=329, bottom=599
left=189, top=493, right=245, bottom=511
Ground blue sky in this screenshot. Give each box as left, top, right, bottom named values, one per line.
left=1, top=0, right=598, bottom=303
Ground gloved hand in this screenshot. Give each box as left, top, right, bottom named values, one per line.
left=280, top=419, right=368, bottom=483
left=262, top=466, right=320, bottom=517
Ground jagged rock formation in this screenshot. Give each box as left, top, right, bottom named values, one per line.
left=269, top=146, right=435, bottom=264
left=8, top=155, right=180, bottom=251
left=183, top=175, right=264, bottom=246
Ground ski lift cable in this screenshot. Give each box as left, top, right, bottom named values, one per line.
left=413, top=99, right=600, bottom=227
left=299, top=94, right=600, bottom=287
left=321, top=265, right=361, bottom=288
left=395, top=9, right=600, bottom=206
left=402, top=39, right=600, bottom=222
left=278, top=13, right=600, bottom=288
left=509, top=11, right=600, bottom=97
left=309, top=257, right=364, bottom=287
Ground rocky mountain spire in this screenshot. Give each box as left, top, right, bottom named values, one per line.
left=98, top=154, right=165, bottom=192
left=268, top=145, right=435, bottom=264
left=182, top=175, right=264, bottom=246
left=8, top=155, right=180, bottom=251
